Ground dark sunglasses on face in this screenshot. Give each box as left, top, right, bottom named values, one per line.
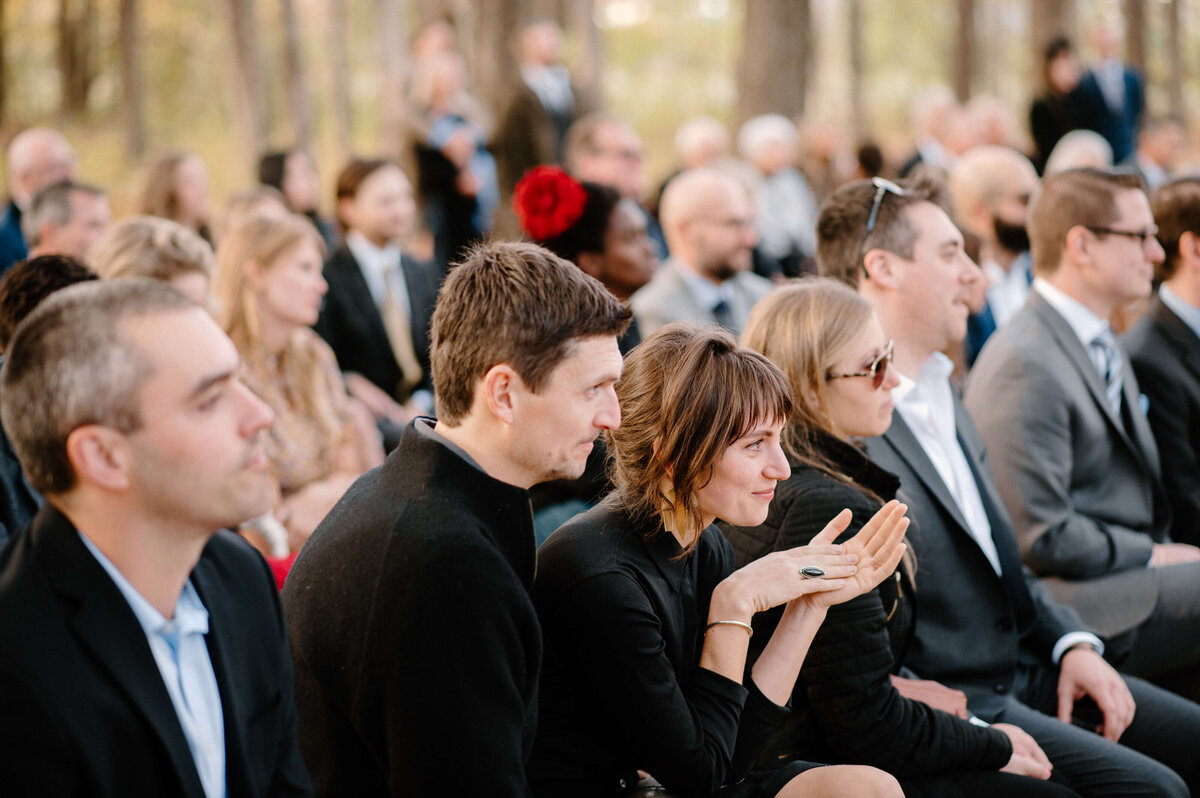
left=859, top=178, right=910, bottom=280
left=826, top=340, right=894, bottom=390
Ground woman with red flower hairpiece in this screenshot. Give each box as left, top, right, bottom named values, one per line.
left=515, top=166, right=657, bottom=354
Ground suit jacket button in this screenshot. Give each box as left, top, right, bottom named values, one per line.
left=618, top=778, right=628, bottom=789
left=994, top=683, right=1009, bottom=694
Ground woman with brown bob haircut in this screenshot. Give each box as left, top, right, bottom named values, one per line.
left=722, top=279, right=1079, bottom=798
left=529, top=322, right=909, bottom=798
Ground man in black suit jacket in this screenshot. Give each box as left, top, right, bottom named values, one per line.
left=284, top=242, right=630, bottom=796
left=817, top=173, right=1200, bottom=795
left=1125, top=177, right=1200, bottom=545
left=0, top=280, right=310, bottom=795
left=316, top=158, right=439, bottom=427
left=1069, top=24, right=1144, bottom=163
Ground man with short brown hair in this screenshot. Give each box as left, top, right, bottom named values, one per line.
left=283, top=241, right=630, bottom=796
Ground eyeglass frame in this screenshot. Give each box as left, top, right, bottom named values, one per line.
left=826, top=339, right=895, bottom=390
left=1084, top=225, right=1160, bottom=247
left=858, top=178, right=910, bottom=280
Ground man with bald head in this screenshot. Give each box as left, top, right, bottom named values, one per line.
left=630, top=167, right=771, bottom=336
left=949, top=146, right=1039, bottom=363
left=1, top=128, right=77, bottom=274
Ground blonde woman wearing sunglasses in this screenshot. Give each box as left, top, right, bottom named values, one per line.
left=721, top=278, right=1081, bottom=798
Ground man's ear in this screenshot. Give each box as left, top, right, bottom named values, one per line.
left=479, top=363, right=521, bottom=425
left=1064, top=225, right=1093, bottom=266
left=862, top=248, right=899, bottom=289
left=1179, top=230, right=1200, bottom=271
left=64, top=425, right=132, bottom=492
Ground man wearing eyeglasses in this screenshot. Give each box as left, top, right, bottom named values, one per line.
left=967, top=169, right=1200, bottom=703
left=820, top=171, right=1200, bottom=796
left=631, top=167, right=772, bottom=337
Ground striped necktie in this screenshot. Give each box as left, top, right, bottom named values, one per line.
left=1092, top=329, right=1123, bottom=415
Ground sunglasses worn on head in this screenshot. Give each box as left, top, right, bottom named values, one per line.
left=859, top=178, right=909, bottom=280
left=827, top=339, right=894, bottom=390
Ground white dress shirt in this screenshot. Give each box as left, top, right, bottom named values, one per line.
left=982, top=251, right=1033, bottom=328
left=346, top=231, right=413, bottom=319
left=1032, top=278, right=1113, bottom=376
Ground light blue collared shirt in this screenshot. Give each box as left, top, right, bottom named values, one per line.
left=1158, top=283, right=1200, bottom=342
left=78, top=533, right=226, bottom=798
left=1033, top=277, right=1114, bottom=376
left=676, top=262, right=732, bottom=320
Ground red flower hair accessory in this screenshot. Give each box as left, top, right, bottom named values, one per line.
left=513, top=165, right=588, bottom=241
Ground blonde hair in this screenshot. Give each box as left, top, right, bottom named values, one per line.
left=90, top=216, right=213, bottom=283
left=212, top=214, right=340, bottom=441
left=608, top=323, right=793, bottom=555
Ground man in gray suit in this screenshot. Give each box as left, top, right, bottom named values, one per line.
left=820, top=172, right=1200, bottom=796
left=630, top=168, right=771, bottom=337
left=965, top=169, right=1200, bottom=698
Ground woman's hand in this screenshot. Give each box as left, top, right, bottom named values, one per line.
left=798, top=500, right=909, bottom=610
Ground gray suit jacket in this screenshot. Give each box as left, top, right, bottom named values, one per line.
left=964, top=290, right=1167, bottom=635
left=866, top=404, right=1090, bottom=718
left=630, top=259, right=772, bottom=337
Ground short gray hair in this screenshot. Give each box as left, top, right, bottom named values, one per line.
left=21, top=180, right=105, bottom=248
left=1, top=279, right=195, bottom=495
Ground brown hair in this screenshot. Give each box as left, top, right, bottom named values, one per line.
left=1028, top=167, right=1146, bottom=277
left=430, top=241, right=631, bottom=425
left=1, top=279, right=197, bottom=495
left=607, top=323, right=793, bottom=555
left=816, top=171, right=946, bottom=288
left=334, top=157, right=394, bottom=233
left=1151, top=177, right=1200, bottom=282
left=90, top=216, right=214, bottom=284
left=139, top=152, right=211, bottom=242
left=0, top=254, right=98, bottom=351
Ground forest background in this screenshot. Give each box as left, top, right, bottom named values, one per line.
left=0, top=0, right=1192, bottom=216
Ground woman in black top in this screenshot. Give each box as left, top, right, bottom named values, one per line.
left=531, top=323, right=910, bottom=798
left=723, top=279, right=1079, bottom=798
left=1029, top=37, right=1084, bottom=174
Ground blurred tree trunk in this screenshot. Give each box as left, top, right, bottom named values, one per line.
left=118, top=0, right=145, bottom=160
left=1031, top=0, right=1074, bottom=88
left=471, top=0, right=524, bottom=119
left=378, top=0, right=408, bottom=158
left=1124, top=0, right=1145, bottom=73
left=1165, top=0, right=1184, bottom=119
left=848, top=0, right=864, bottom=138
left=0, top=0, right=7, bottom=129
left=952, top=0, right=974, bottom=102
left=566, top=0, right=602, bottom=99
left=415, top=0, right=454, bottom=24
left=57, top=0, right=96, bottom=115
left=329, top=0, right=352, bottom=158
left=226, top=0, right=270, bottom=166
left=280, top=0, right=314, bottom=152
left=737, top=0, right=810, bottom=124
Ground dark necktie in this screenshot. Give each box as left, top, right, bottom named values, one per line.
left=712, top=299, right=733, bottom=331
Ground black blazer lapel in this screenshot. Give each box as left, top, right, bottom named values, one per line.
left=881, top=413, right=974, bottom=540
left=36, top=510, right=206, bottom=798
left=1149, top=296, right=1200, bottom=385
left=327, top=247, right=393, bottom=353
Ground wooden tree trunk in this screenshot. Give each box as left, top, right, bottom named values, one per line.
left=952, top=0, right=974, bottom=102
left=280, top=0, right=314, bottom=152
left=118, top=0, right=145, bottom=159
left=329, top=0, right=352, bottom=158
left=566, top=0, right=602, bottom=99
left=1124, top=0, right=1145, bottom=74
left=1165, top=0, right=1184, bottom=119
left=225, top=0, right=270, bottom=166
left=1031, top=0, right=1074, bottom=87
left=377, top=0, right=408, bottom=158
left=0, top=0, right=7, bottom=128
left=57, top=0, right=96, bottom=115
left=415, top=0, right=454, bottom=24
left=471, top=0, right=524, bottom=119
left=737, top=0, right=811, bottom=124
left=848, top=0, right=864, bottom=138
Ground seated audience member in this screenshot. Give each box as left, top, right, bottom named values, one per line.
left=90, top=215, right=215, bottom=306
left=214, top=214, right=383, bottom=561
left=738, top=114, right=819, bottom=277
left=1043, top=130, right=1113, bottom=176
left=1030, top=36, right=1084, bottom=174
left=284, top=242, right=631, bottom=796
left=407, top=50, right=498, bottom=273
left=899, top=86, right=963, bottom=177
left=724, top=279, right=1074, bottom=797
left=948, top=146, right=1039, bottom=365
left=631, top=168, right=772, bottom=337
left=218, top=185, right=290, bottom=242
left=531, top=323, right=909, bottom=798
left=315, top=158, right=439, bottom=434
left=966, top=168, right=1200, bottom=699
left=140, top=151, right=214, bottom=245
left=1121, top=117, right=1186, bottom=192
left=0, top=128, right=77, bottom=273
left=0, top=255, right=97, bottom=546
left=649, top=115, right=732, bottom=219
left=259, top=148, right=339, bottom=252
left=0, top=280, right=310, bottom=794
left=514, top=165, right=659, bottom=541
left=1126, top=178, right=1200, bottom=547
left=21, top=180, right=110, bottom=262
left=822, top=172, right=1200, bottom=796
